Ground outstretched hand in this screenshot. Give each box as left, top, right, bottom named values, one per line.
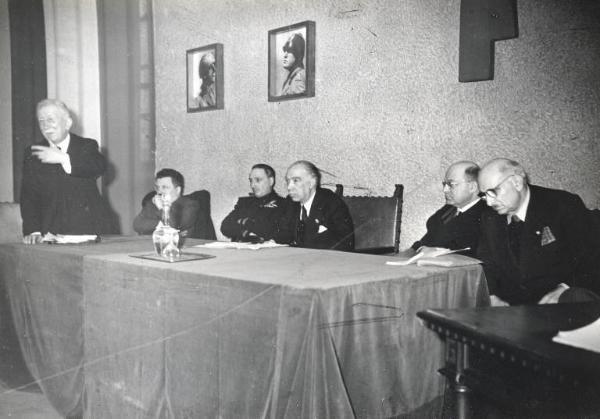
left=31, top=145, right=68, bottom=165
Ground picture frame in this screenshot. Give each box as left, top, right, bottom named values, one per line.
left=268, top=21, right=315, bottom=102
left=186, top=43, right=224, bottom=112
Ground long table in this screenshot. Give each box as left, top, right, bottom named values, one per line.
left=0, top=237, right=488, bottom=418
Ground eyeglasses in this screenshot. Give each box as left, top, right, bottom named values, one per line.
left=479, top=174, right=514, bottom=199
left=442, top=180, right=468, bottom=189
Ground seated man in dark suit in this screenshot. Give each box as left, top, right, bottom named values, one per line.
left=477, top=158, right=600, bottom=306
left=21, top=99, right=117, bottom=244
left=133, top=168, right=200, bottom=237
left=274, top=160, right=354, bottom=251
left=221, top=164, right=286, bottom=242
left=409, top=161, right=485, bottom=257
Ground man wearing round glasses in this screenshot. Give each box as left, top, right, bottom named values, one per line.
left=477, top=158, right=600, bottom=306
left=409, top=161, right=485, bottom=257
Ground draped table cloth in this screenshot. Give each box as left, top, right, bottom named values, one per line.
left=0, top=237, right=488, bottom=418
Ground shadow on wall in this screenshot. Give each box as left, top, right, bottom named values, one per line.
left=100, top=146, right=122, bottom=234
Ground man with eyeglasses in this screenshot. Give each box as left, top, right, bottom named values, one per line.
left=409, top=161, right=485, bottom=257
left=477, top=158, right=600, bottom=306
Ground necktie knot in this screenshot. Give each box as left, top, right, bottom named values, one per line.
left=442, top=207, right=458, bottom=224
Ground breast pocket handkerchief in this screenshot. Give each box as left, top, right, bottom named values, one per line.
left=540, top=226, right=556, bottom=246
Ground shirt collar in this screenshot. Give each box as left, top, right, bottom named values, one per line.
left=301, top=189, right=317, bottom=218
left=456, top=197, right=480, bottom=214
left=508, top=186, right=530, bottom=223
left=52, top=134, right=71, bottom=152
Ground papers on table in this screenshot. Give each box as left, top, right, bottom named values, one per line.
left=386, top=247, right=474, bottom=266
left=552, top=317, right=600, bottom=354
left=195, top=240, right=289, bottom=251
left=42, top=233, right=98, bottom=244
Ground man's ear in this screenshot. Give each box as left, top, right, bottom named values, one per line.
left=468, top=180, right=479, bottom=194
left=269, top=177, right=275, bottom=188
left=175, top=186, right=182, bottom=197
left=65, top=116, right=73, bottom=131
left=512, top=175, right=525, bottom=191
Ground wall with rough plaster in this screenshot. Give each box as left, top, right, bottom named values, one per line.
left=153, top=0, right=600, bottom=247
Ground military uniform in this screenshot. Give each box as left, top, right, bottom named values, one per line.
left=221, top=191, right=286, bottom=242
left=281, top=67, right=306, bottom=96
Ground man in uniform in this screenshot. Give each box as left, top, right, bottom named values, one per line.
left=195, top=52, right=216, bottom=108
left=221, top=164, right=286, bottom=242
left=281, top=33, right=306, bottom=96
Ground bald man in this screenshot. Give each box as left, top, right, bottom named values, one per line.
left=274, top=160, right=354, bottom=251
left=410, top=161, right=485, bottom=257
left=477, top=158, right=600, bottom=306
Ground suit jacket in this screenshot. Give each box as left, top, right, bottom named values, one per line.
left=20, top=134, right=116, bottom=236
left=412, top=200, right=486, bottom=257
left=133, top=194, right=200, bottom=237
left=275, top=188, right=355, bottom=252
left=477, top=185, right=600, bottom=305
left=220, top=191, right=286, bottom=242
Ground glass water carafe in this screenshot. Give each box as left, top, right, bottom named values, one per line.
left=152, top=199, right=180, bottom=261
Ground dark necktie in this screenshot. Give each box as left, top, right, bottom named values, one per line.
left=296, top=206, right=308, bottom=245
left=507, top=215, right=523, bottom=259
left=442, top=207, right=458, bottom=224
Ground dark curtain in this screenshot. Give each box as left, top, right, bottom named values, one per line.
left=9, top=0, right=47, bottom=202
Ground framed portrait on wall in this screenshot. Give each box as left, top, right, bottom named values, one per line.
left=186, top=43, right=224, bottom=112
left=268, top=21, right=315, bottom=102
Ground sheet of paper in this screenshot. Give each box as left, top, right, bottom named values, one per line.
left=386, top=247, right=470, bottom=266
left=552, top=317, right=600, bottom=354
left=195, top=240, right=289, bottom=251
left=43, top=233, right=98, bottom=244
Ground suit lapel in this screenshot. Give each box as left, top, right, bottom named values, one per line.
left=307, top=189, right=324, bottom=220
left=519, top=187, right=546, bottom=272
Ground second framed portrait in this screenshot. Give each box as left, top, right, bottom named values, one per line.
left=268, top=21, right=315, bottom=102
left=186, top=43, right=224, bottom=112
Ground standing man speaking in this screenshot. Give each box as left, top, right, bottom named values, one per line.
left=20, top=99, right=116, bottom=243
